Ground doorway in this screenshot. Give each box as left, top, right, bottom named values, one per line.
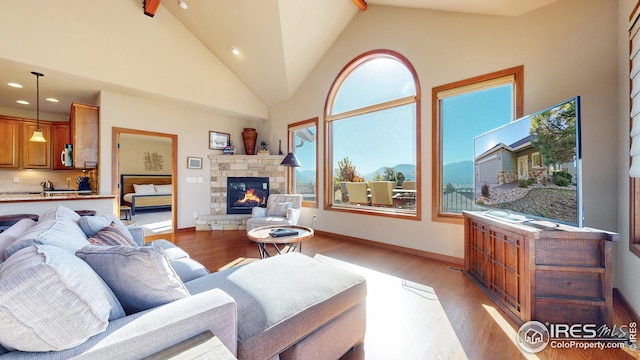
left=112, top=127, right=177, bottom=236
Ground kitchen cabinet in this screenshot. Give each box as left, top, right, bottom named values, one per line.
left=21, top=121, right=51, bottom=169
left=70, top=103, right=99, bottom=168
left=52, top=123, right=72, bottom=170
left=463, top=211, right=618, bottom=327
left=0, top=118, right=19, bottom=168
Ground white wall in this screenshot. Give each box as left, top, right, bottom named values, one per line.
left=269, top=0, right=620, bottom=260
left=616, top=0, right=640, bottom=318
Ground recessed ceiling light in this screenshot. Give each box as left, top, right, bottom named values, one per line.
left=46, top=97, right=59, bottom=103
left=7, top=82, right=23, bottom=88
left=231, top=46, right=241, bottom=56
left=16, top=100, right=29, bottom=105
left=178, top=0, right=188, bottom=10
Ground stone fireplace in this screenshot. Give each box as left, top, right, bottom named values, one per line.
left=196, top=154, right=286, bottom=230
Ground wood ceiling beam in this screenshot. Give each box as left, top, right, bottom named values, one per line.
left=144, top=0, right=161, bottom=17
left=352, top=0, right=367, bottom=11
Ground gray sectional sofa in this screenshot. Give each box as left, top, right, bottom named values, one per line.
left=0, top=206, right=367, bottom=359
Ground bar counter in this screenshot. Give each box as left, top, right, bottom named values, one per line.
left=0, top=193, right=118, bottom=217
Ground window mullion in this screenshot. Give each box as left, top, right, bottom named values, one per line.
left=327, top=95, right=415, bottom=122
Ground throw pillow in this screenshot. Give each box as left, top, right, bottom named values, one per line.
left=79, top=214, right=133, bottom=239
left=133, top=184, right=156, bottom=194
left=76, top=245, right=190, bottom=315
left=0, top=245, right=124, bottom=352
left=88, top=222, right=137, bottom=246
left=40, top=205, right=81, bottom=222
left=266, top=201, right=292, bottom=217
left=6, top=217, right=90, bottom=258
left=0, top=218, right=36, bottom=263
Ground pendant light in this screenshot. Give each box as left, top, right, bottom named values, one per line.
left=29, top=71, right=46, bottom=143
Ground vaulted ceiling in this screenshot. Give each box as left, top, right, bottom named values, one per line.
left=162, top=0, right=557, bottom=106
left=0, top=0, right=557, bottom=117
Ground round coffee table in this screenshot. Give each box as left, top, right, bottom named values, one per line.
left=247, top=225, right=314, bottom=258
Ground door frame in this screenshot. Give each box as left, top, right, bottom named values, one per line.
left=112, top=127, right=178, bottom=234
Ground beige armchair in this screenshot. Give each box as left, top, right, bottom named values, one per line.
left=246, top=194, right=303, bottom=232
left=369, top=181, right=395, bottom=207
left=344, top=182, right=369, bottom=205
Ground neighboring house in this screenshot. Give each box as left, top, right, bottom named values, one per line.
left=475, top=134, right=575, bottom=186
left=475, top=134, right=542, bottom=185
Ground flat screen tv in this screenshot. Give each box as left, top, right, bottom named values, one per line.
left=473, top=96, right=582, bottom=227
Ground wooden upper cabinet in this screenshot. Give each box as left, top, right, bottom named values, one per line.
left=52, top=122, right=72, bottom=170
left=70, top=103, right=99, bottom=168
left=21, top=121, right=51, bottom=169
left=0, top=118, right=19, bottom=168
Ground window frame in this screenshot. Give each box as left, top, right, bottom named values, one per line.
left=324, top=49, right=421, bottom=219
left=629, top=2, right=640, bottom=258
left=431, top=66, right=524, bottom=224
left=287, top=118, right=318, bottom=208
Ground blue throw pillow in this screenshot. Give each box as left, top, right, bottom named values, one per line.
left=76, top=245, right=190, bottom=314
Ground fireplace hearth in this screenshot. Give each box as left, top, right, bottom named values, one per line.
left=227, top=177, right=269, bottom=214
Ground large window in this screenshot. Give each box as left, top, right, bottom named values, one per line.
left=325, top=50, right=420, bottom=218
left=287, top=118, right=317, bottom=207
left=432, top=66, right=523, bottom=223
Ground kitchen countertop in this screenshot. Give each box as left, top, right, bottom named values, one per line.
left=0, top=193, right=117, bottom=203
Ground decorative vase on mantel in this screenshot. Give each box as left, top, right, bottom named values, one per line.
left=242, top=128, right=257, bottom=155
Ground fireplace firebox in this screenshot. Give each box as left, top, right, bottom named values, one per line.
left=227, top=177, right=269, bottom=214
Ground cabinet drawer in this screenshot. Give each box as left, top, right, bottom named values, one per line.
left=536, top=270, right=604, bottom=300
left=536, top=238, right=604, bottom=267
left=535, top=298, right=605, bottom=326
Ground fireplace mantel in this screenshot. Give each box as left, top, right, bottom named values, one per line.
left=196, top=154, right=286, bottom=230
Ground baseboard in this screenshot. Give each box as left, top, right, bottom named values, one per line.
left=177, top=226, right=195, bottom=233
left=613, top=288, right=640, bottom=325
left=314, top=230, right=464, bottom=266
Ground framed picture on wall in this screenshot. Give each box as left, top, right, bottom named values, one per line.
left=187, top=157, right=202, bottom=169
left=209, top=131, right=230, bottom=150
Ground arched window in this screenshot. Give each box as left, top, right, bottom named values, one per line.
left=325, top=50, right=420, bottom=219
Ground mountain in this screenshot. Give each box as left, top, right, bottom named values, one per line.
left=363, top=164, right=416, bottom=182
left=295, top=169, right=316, bottom=183
left=443, top=161, right=473, bottom=186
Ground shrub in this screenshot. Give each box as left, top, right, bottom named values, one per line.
left=518, top=180, right=529, bottom=188
left=481, top=184, right=490, bottom=197
left=553, top=171, right=572, bottom=186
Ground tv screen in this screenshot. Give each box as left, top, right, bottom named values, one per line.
left=473, top=96, right=582, bottom=226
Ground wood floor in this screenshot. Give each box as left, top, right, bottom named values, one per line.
left=147, top=230, right=639, bottom=360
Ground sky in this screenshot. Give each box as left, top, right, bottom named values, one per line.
left=442, top=85, right=513, bottom=165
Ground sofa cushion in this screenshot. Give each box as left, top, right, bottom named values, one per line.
left=0, top=245, right=124, bottom=352
left=76, top=245, right=190, bottom=315
left=147, top=239, right=190, bottom=260
left=0, top=218, right=36, bottom=263
left=169, top=257, right=210, bottom=283
left=88, top=222, right=138, bottom=246
left=79, top=214, right=134, bottom=240
left=6, top=217, right=90, bottom=258
left=185, top=253, right=367, bottom=359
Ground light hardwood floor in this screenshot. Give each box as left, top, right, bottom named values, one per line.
left=147, top=230, right=639, bottom=360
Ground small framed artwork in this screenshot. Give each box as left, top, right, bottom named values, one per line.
left=209, top=131, right=230, bottom=150
left=187, top=156, right=202, bottom=169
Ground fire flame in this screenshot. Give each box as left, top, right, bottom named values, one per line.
left=236, top=188, right=263, bottom=204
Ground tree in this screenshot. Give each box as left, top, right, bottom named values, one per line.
left=530, top=101, right=576, bottom=167
left=334, top=157, right=363, bottom=183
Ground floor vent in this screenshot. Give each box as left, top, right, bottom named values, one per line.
left=447, top=266, right=463, bottom=273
